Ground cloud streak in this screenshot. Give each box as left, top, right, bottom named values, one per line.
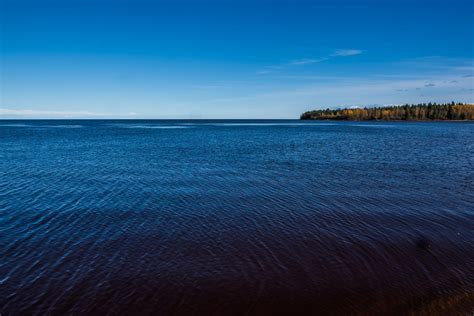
left=287, top=58, right=329, bottom=66
left=189, top=73, right=473, bottom=117
left=0, top=108, right=138, bottom=118
left=331, top=49, right=363, bottom=57
left=258, top=49, right=363, bottom=74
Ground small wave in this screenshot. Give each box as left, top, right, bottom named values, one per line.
left=347, top=124, right=396, bottom=128
left=208, top=123, right=335, bottom=127
left=125, top=125, right=192, bottom=129
left=0, top=124, right=83, bottom=129
left=43, top=125, right=83, bottom=128
left=0, top=275, right=10, bottom=284
left=0, top=124, right=32, bottom=128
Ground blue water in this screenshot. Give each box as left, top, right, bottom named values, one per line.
left=1, top=120, right=473, bottom=315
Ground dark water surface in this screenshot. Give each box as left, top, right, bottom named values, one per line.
left=1, top=120, right=473, bottom=315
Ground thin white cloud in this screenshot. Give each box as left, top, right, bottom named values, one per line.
left=287, top=58, right=329, bottom=66
left=394, top=56, right=474, bottom=72
left=0, top=108, right=102, bottom=117
left=196, top=74, right=473, bottom=110
left=257, top=58, right=327, bottom=74
left=258, top=50, right=363, bottom=74
left=0, top=108, right=138, bottom=118
left=331, top=49, right=363, bottom=57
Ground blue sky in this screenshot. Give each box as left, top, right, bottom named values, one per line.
left=1, top=0, right=473, bottom=118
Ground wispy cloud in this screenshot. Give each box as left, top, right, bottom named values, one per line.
left=287, top=58, right=329, bottom=66
left=395, top=56, right=474, bottom=72
left=0, top=108, right=103, bottom=117
left=424, top=83, right=436, bottom=87
left=201, top=74, right=473, bottom=109
left=258, top=58, right=327, bottom=74
left=331, top=49, right=363, bottom=57
left=258, top=49, right=363, bottom=75
left=0, top=108, right=138, bottom=118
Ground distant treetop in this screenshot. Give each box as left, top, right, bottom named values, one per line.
left=300, top=102, right=474, bottom=121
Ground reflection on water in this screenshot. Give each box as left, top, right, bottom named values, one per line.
left=0, top=120, right=473, bottom=315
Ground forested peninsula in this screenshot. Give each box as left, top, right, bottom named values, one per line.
left=300, top=102, right=474, bottom=121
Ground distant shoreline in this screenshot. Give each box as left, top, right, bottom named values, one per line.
left=301, top=119, right=473, bottom=122
left=301, top=103, right=474, bottom=121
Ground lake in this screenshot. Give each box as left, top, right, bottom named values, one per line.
left=1, top=120, right=473, bottom=315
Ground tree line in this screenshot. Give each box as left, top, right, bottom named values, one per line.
left=300, top=102, right=474, bottom=121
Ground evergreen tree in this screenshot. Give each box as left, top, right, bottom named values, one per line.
left=300, top=103, right=474, bottom=121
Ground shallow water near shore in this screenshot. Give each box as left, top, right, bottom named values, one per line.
left=1, top=120, right=473, bottom=315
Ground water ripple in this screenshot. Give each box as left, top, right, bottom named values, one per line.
left=1, top=120, right=473, bottom=315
